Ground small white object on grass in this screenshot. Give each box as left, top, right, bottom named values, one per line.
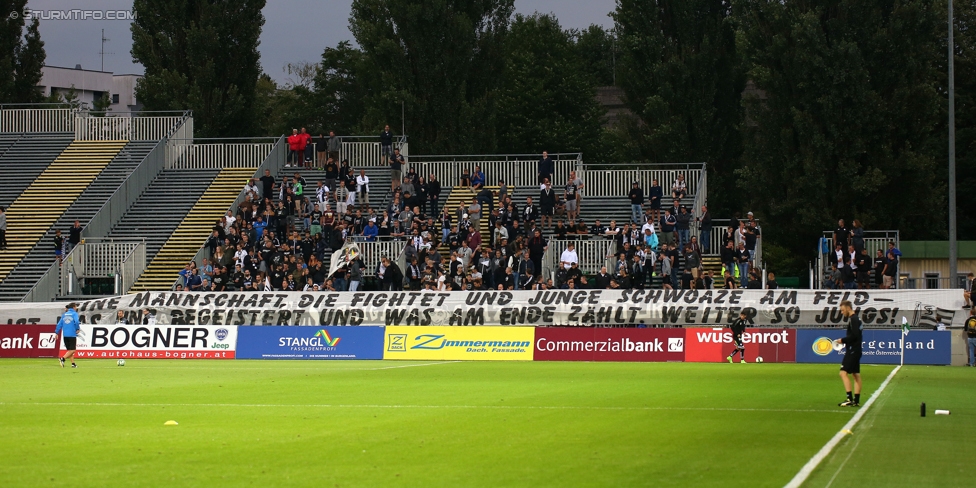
left=164, top=420, right=178, bottom=426
left=935, top=410, right=951, bottom=415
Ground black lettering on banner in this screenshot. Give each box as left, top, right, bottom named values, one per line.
left=227, top=294, right=245, bottom=308
left=786, top=306, right=801, bottom=323
left=110, top=327, right=129, bottom=347
left=198, top=308, right=211, bottom=325
left=92, top=327, right=109, bottom=347
left=131, top=328, right=150, bottom=347
left=129, top=292, right=151, bottom=308
left=181, top=294, right=199, bottom=307
left=662, top=306, right=682, bottom=323
left=298, top=294, right=314, bottom=308
left=153, top=328, right=171, bottom=347
left=684, top=306, right=699, bottom=323
left=241, top=294, right=258, bottom=307
left=173, top=328, right=190, bottom=347
left=258, top=294, right=274, bottom=308
left=192, top=328, right=208, bottom=348
left=277, top=310, right=292, bottom=325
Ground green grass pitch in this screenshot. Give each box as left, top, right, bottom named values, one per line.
left=0, top=360, right=971, bottom=487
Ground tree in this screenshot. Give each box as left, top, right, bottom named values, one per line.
left=0, top=0, right=46, bottom=103
left=131, top=0, right=266, bottom=137
left=612, top=0, right=743, bottom=212
left=309, top=41, right=369, bottom=136
left=495, top=13, right=606, bottom=157
left=736, top=0, right=946, bottom=269
left=574, top=24, right=617, bottom=87
left=349, top=0, right=514, bottom=153
left=91, top=93, right=112, bottom=115
left=950, top=0, right=976, bottom=239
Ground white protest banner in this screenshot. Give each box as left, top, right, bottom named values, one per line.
left=0, top=289, right=963, bottom=328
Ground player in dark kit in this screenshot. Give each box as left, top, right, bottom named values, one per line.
left=726, top=311, right=747, bottom=363
left=837, top=300, right=863, bottom=407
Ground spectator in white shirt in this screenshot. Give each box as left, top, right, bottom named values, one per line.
left=356, top=170, right=370, bottom=206
left=560, top=242, right=579, bottom=269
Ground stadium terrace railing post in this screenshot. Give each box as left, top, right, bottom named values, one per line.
left=0, top=107, right=76, bottom=133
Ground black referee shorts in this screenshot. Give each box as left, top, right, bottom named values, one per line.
left=64, top=337, right=77, bottom=351
left=841, top=351, right=861, bottom=374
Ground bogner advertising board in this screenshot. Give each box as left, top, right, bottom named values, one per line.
left=384, top=326, right=534, bottom=361
left=236, top=326, right=384, bottom=360
left=684, top=328, right=797, bottom=363
left=534, top=327, right=686, bottom=362
left=0, top=325, right=59, bottom=358
left=63, top=324, right=238, bottom=359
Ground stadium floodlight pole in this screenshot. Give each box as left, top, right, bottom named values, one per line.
left=949, top=0, right=958, bottom=287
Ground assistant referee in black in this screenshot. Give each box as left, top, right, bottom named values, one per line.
left=837, top=300, right=863, bottom=407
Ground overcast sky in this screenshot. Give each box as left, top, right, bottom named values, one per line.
left=23, top=0, right=615, bottom=83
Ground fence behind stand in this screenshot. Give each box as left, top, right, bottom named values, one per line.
left=0, top=108, right=75, bottom=133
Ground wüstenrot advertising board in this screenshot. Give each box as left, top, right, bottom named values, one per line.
left=384, top=326, right=534, bottom=360
left=684, top=327, right=796, bottom=363
left=63, top=324, right=238, bottom=359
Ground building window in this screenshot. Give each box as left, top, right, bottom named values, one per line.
left=924, top=273, right=940, bottom=289
left=112, top=94, right=119, bottom=104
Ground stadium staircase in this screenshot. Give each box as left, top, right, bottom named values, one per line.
left=0, top=141, right=158, bottom=301
left=0, top=140, right=126, bottom=285
left=128, top=167, right=257, bottom=292
left=0, top=133, right=75, bottom=207
left=434, top=186, right=495, bottom=257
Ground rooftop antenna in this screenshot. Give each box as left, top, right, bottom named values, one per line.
left=99, top=29, right=114, bottom=72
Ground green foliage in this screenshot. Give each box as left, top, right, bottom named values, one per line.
left=309, top=41, right=369, bottom=136
left=495, top=14, right=607, bottom=157
left=131, top=0, right=266, bottom=136
left=45, top=86, right=82, bottom=110
left=736, top=0, right=946, bottom=256
left=574, top=24, right=617, bottom=87
left=0, top=0, right=46, bottom=103
left=91, top=93, right=112, bottom=116
left=348, top=0, right=515, bottom=153
left=951, top=1, right=976, bottom=239
left=612, top=0, right=743, bottom=212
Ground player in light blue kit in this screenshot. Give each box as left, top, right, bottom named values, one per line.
left=55, top=303, right=80, bottom=368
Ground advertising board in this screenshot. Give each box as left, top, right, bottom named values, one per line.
left=236, top=326, right=384, bottom=359
left=0, top=325, right=59, bottom=358
left=795, top=329, right=950, bottom=365
left=63, top=324, right=238, bottom=359
left=684, top=327, right=796, bottom=363
left=534, top=327, right=686, bottom=362
left=384, top=326, right=534, bottom=360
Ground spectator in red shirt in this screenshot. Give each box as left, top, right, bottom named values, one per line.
left=299, top=127, right=312, bottom=167
left=287, top=129, right=301, bottom=167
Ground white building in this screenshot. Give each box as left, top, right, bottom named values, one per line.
left=37, top=65, right=143, bottom=113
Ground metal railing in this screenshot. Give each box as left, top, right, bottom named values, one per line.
left=60, top=239, right=146, bottom=296
left=541, top=238, right=615, bottom=278
left=118, top=243, right=147, bottom=293
left=707, top=219, right=763, bottom=265
left=0, top=108, right=77, bottom=133
left=74, top=113, right=189, bottom=141
left=815, top=230, right=900, bottom=288
left=404, top=159, right=578, bottom=190
left=20, top=262, right=61, bottom=302
left=575, top=162, right=705, bottom=198
left=164, top=137, right=278, bottom=169
left=355, top=240, right=409, bottom=278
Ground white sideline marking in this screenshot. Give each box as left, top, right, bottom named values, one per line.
left=0, top=402, right=851, bottom=414
left=367, top=361, right=461, bottom=370
left=783, top=365, right=901, bottom=488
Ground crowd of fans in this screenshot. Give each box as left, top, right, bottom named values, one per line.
left=172, top=127, right=770, bottom=293
left=821, top=219, right=902, bottom=289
